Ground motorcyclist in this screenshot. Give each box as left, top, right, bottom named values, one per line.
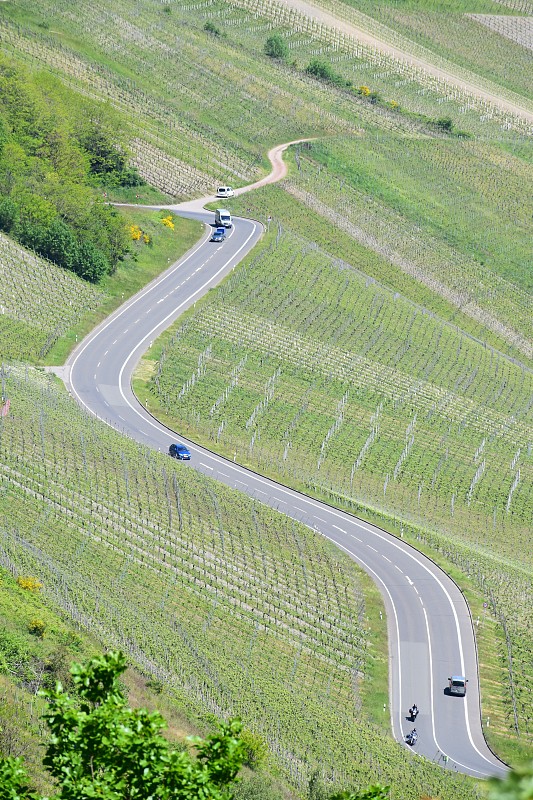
left=410, top=703, right=418, bottom=720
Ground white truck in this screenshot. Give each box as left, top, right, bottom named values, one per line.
left=215, top=208, right=232, bottom=228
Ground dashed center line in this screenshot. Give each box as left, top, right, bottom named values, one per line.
left=351, top=534, right=362, bottom=542
left=332, top=525, right=346, bottom=533
left=382, top=555, right=391, bottom=562
left=367, top=545, right=378, bottom=552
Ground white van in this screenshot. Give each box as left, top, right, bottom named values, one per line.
left=216, top=186, right=234, bottom=198
left=215, top=209, right=232, bottom=228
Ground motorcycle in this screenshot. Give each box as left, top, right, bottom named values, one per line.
left=409, top=705, right=419, bottom=722
left=405, top=729, right=418, bottom=746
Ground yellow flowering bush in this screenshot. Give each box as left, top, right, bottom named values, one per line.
left=161, top=215, right=175, bottom=230
left=128, top=224, right=142, bottom=241
left=17, top=576, right=43, bottom=592
left=28, top=618, right=47, bottom=638
left=359, top=85, right=371, bottom=96
left=143, top=234, right=150, bottom=244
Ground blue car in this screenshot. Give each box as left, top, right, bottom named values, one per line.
left=169, top=443, right=191, bottom=460
left=210, top=227, right=226, bottom=242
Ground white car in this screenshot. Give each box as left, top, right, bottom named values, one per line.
left=216, top=186, right=234, bottom=198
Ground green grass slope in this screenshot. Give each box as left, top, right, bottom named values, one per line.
left=0, top=365, right=482, bottom=799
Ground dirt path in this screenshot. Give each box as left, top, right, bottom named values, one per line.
left=174, top=138, right=315, bottom=212
left=272, top=0, right=533, bottom=124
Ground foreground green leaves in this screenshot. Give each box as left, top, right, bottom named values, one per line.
left=1, top=651, right=246, bottom=800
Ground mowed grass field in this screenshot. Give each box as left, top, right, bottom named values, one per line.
left=0, top=0, right=531, bottom=777
left=0, top=364, right=485, bottom=799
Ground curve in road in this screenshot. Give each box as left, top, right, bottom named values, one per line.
left=62, top=142, right=507, bottom=780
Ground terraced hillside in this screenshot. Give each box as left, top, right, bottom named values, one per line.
left=0, top=365, right=482, bottom=799
left=0, top=234, right=105, bottom=361
left=0, top=0, right=531, bottom=781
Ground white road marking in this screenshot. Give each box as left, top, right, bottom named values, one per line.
left=367, top=545, right=378, bottom=552
left=200, top=462, right=213, bottom=470
left=332, top=525, right=346, bottom=533
left=351, top=534, right=362, bottom=542
left=69, top=212, right=505, bottom=777
left=382, top=555, right=391, bottom=562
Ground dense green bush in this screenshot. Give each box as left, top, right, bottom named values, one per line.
left=0, top=56, right=134, bottom=282
left=264, top=34, right=288, bottom=60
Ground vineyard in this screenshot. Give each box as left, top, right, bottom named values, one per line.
left=0, top=364, right=483, bottom=799
left=1, top=0, right=532, bottom=202
left=0, top=0, right=531, bottom=781
left=315, top=0, right=533, bottom=103
left=145, top=227, right=533, bottom=742
left=0, top=234, right=105, bottom=361
left=285, top=137, right=532, bottom=360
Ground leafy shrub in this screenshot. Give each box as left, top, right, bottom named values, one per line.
left=436, top=116, right=454, bottom=132
left=0, top=197, right=18, bottom=232
left=28, top=619, right=46, bottom=639
left=239, top=729, right=268, bottom=770
left=16, top=577, right=42, bottom=592
left=264, top=34, right=288, bottom=60
left=306, top=58, right=339, bottom=83
left=204, top=21, right=222, bottom=36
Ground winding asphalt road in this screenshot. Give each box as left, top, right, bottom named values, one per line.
left=61, top=143, right=507, bottom=779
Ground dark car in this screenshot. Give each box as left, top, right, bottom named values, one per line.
left=448, top=676, right=468, bottom=696
left=169, top=443, right=191, bottom=460
left=210, top=227, right=226, bottom=242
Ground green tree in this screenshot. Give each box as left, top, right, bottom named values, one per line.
left=39, top=218, right=79, bottom=272
left=0, top=197, right=18, bottom=233
left=0, top=651, right=247, bottom=800
left=73, top=239, right=109, bottom=283
left=305, top=59, right=341, bottom=85
left=264, top=34, right=288, bottom=60
left=239, top=729, right=268, bottom=770
left=435, top=116, right=454, bottom=132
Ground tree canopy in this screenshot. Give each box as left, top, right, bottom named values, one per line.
left=0, top=651, right=246, bottom=800
left=0, top=55, right=139, bottom=282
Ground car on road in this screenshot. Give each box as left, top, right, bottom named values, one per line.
left=215, top=208, right=232, bottom=228
left=448, top=675, right=468, bottom=696
left=216, top=186, right=234, bottom=198
left=169, top=443, right=191, bottom=460
left=210, top=226, right=226, bottom=242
